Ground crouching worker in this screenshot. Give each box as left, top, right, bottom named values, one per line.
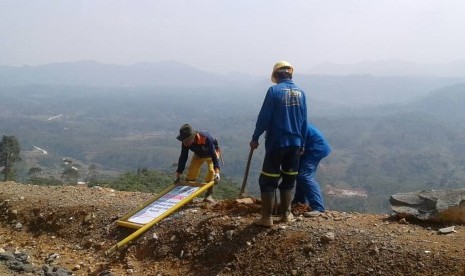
left=293, top=123, right=331, bottom=216
left=175, top=123, right=221, bottom=203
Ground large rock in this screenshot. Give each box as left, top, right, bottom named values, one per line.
left=389, top=189, right=465, bottom=223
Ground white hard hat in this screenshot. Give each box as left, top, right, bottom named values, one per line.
left=271, top=60, right=294, bottom=83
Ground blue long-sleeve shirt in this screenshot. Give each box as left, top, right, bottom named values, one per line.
left=252, top=79, right=308, bottom=152
left=303, top=123, right=331, bottom=160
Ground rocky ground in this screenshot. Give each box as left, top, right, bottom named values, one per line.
left=0, top=181, right=464, bottom=275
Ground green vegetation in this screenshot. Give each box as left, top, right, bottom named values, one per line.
left=0, top=135, right=21, bottom=181
left=90, top=168, right=240, bottom=199
left=98, top=168, right=172, bottom=193
left=29, top=176, right=63, bottom=186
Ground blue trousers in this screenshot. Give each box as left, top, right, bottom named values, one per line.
left=293, top=155, right=325, bottom=212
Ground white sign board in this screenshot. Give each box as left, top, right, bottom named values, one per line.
left=127, top=185, right=199, bottom=225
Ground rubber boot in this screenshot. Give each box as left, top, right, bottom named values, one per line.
left=272, top=191, right=280, bottom=215
left=280, top=189, right=294, bottom=223
left=254, top=192, right=275, bottom=227
left=203, top=187, right=215, bottom=203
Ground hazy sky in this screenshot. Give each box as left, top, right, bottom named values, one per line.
left=1, top=0, right=465, bottom=75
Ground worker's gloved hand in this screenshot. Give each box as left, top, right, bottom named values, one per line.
left=213, top=172, right=221, bottom=184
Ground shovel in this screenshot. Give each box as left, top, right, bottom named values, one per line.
left=239, top=148, right=254, bottom=198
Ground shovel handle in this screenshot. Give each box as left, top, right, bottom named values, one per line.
left=239, top=148, right=254, bottom=198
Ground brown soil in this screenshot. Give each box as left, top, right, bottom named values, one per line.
left=1, top=181, right=464, bottom=275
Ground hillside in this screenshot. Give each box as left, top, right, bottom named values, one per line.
left=1, top=181, right=464, bottom=275
left=2, top=82, right=465, bottom=214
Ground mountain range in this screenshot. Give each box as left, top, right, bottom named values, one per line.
left=0, top=60, right=258, bottom=87
left=2, top=59, right=465, bottom=87
left=306, top=59, right=465, bottom=77
left=1, top=60, right=465, bottom=109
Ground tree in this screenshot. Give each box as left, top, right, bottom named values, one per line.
left=85, top=164, right=99, bottom=186
left=61, top=166, right=80, bottom=183
left=0, top=135, right=21, bottom=181
left=28, top=167, right=42, bottom=176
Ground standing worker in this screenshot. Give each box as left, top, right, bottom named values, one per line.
left=176, top=124, right=221, bottom=203
left=250, top=61, right=308, bottom=227
left=293, top=123, right=331, bottom=217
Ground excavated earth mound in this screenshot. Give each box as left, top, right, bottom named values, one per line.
left=1, top=181, right=464, bottom=275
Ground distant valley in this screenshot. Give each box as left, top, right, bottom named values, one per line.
left=1, top=60, right=465, bottom=213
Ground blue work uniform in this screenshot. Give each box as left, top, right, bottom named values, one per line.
left=252, top=78, right=308, bottom=192
left=293, top=124, right=331, bottom=211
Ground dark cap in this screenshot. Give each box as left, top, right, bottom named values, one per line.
left=176, top=124, right=196, bottom=141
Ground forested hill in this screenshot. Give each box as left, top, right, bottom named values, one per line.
left=412, top=84, right=465, bottom=122
left=1, top=63, right=465, bottom=213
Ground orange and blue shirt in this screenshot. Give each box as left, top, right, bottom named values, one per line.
left=176, top=130, right=220, bottom=174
